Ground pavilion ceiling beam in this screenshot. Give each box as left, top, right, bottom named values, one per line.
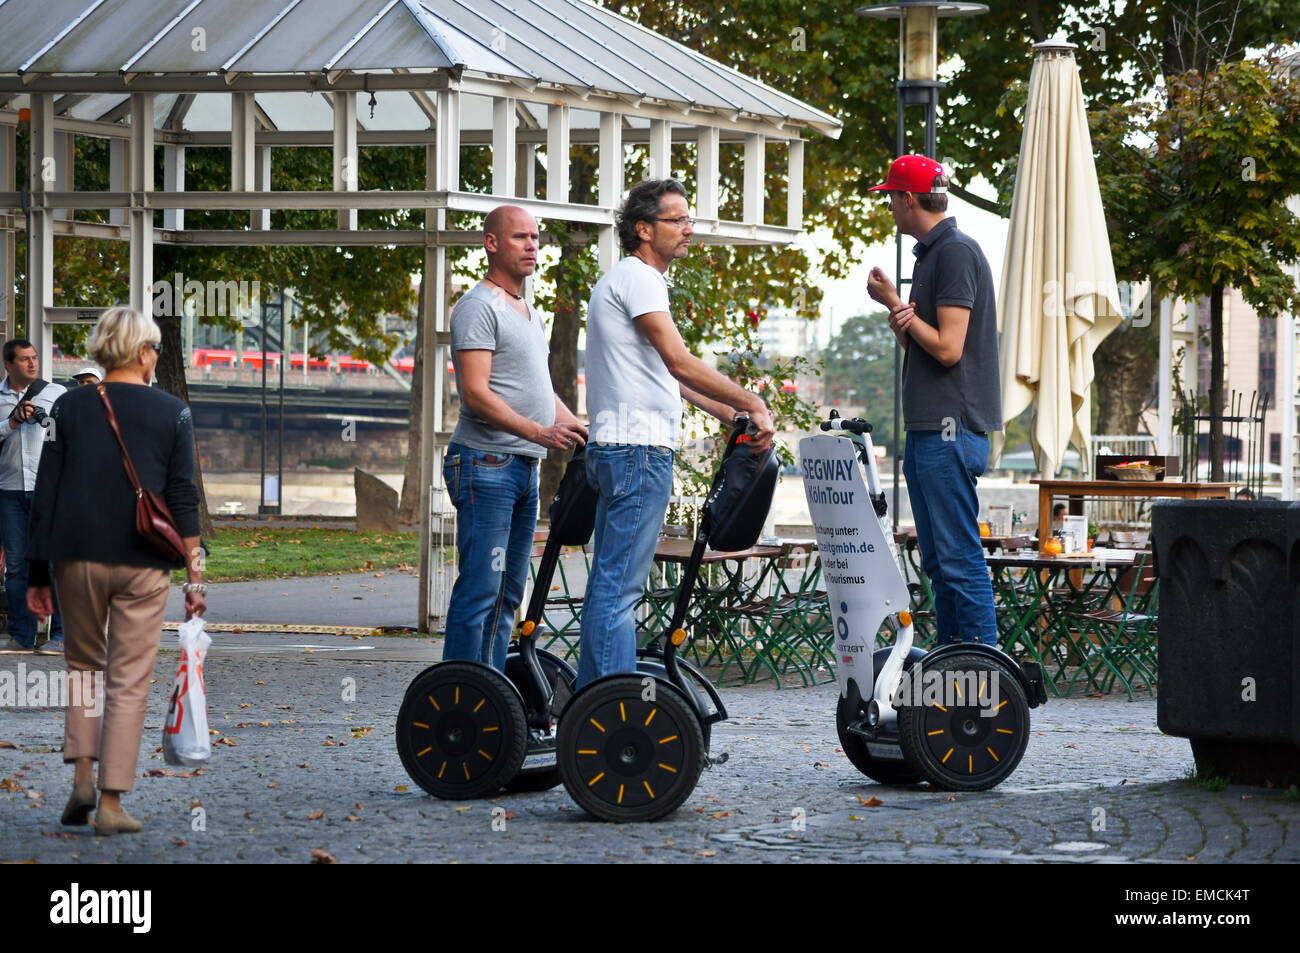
left=165, top=126, right=767, bottom=148
left=433, top=89, right=459, bottom=192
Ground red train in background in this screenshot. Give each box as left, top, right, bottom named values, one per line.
left=191, top=348, right=419, bottom=377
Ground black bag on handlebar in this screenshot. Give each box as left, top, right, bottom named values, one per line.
left=547, top=446, right=598, bottom=546
left=703, top=441, right=779, bottom=552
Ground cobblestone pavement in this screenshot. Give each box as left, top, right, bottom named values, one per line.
left=2, top=633, right=1296, bottom=864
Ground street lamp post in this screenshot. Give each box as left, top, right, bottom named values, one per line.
left=857, top=1, right=986, bottom=527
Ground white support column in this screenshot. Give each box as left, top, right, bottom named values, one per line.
left=333, top=91, right=358, bottom=230
left=649, top=118, right=671, bottom=180
left=253, top=144, right=271, bottom=230
left=421, top=92, right=458, bottom=631
left=109, top=138, right=128, bottom=226
left=52, top=132, right=73, bottom=221
left=128, top=93, right=155, bottom=317
left=0, top=124, right=14, bottom=340
left=27, top=94, right=54, bottom=368
left=231, top=92, right=255, bottom=192
left=787, top=139, right=804, bottom=230
left=492, top=96, right=516, bottom=198
left=162, top=144, right=185, bottom=230
left=515, top=144, right=535, bottom=199
left=546, top=104, right=570, bottom=203
left=434, top=89, right=460, bottom=192
left=598, top=111, right=623, bottom=271
left=1158, top=295, right=1173, bottom=456
left=744, top=133, right=765, bottom=225
left=696, top=125, right=719, bottom=221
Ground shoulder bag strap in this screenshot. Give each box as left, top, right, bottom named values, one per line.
left=96, top=383, right=146, bottom=494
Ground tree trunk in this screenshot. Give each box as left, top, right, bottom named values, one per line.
left=153, top=312, right=215, bottom=538
left=539, top=154, right=596, bottom=508
left=1209, top=282, right=1225, bottom=482
left=540, top=236, right=585, bottom=510
left=398, top=278, right=423, bottom=526
left=1092, top=293, right=1162, bottom=434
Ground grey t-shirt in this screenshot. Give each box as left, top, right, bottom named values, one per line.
left=449, top=282, right=555, bottom=458
left=902, top=217, right=1002, bottom=433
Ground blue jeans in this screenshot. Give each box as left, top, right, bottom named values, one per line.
left=441, top=444, right=539, bottom=672
left=0, top=489, right=62, bottom=648
left=902, top=428, right=998, bottom=646
left=577, top=444, right=674, bottom=688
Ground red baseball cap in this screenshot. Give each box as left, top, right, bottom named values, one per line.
left=868, top=155, right=947, bottom=194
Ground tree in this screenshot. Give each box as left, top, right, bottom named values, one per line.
left=1092, top=52, right=1300, bottom=478
left=820, top=311, right=899, bottom=455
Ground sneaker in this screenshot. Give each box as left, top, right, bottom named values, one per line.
left=2, top=638, right=32, bottom=653
left=37, top=639, right=64, bottom=655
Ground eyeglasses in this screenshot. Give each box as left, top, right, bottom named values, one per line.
left=148, top=343, right=162, bottom=354
left=654, top=216, right=694, bottom=228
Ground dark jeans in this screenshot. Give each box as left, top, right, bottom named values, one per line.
left=902, top=428, right=998, bottom=646
left=0, top=489, right=63, bottom=648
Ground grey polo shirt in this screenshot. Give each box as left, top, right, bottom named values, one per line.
left=902, top=217, right=1002, bottom=433
left=448, top=282, right=555, bottom=459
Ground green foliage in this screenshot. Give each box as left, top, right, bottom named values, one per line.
left=820, top=311, right=898, bottom=454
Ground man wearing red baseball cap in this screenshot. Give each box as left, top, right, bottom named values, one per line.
left=865, top=155, right=1001, bottom=647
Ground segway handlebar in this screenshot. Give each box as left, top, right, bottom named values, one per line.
left=820, top=414, right=873, bottom=435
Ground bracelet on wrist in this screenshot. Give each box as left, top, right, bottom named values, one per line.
left=182, top=582, right=207, bottom=594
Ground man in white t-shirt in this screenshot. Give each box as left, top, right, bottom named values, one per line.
left=579, top=178, right=775, bottom=687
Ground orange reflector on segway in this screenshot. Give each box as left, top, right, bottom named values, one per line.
left=521, top=620, right=535, bottom=636
left=670, top=628, right=687, bottom=646
left=899, top=611, right=913, bottom=627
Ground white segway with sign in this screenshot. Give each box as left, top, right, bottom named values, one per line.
left=801, top=412, right=1046, bottom=790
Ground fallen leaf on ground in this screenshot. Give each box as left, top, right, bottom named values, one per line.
left=268, top=782, right=278, bottom=788
left=25, top=789, right=42, bottom=799
left=239, top=703, right=251, bottom=709
left=0, top=742, right=17, bottom=749
left=311, top=848, right=336, bottom=864
left=394, top=784, right=407, bottom=792
left=307, top=810, right=325, bottom=820
left=171, top=838, right=188, bottom=847
left=695, top=850, right=717, bottom=857
left=345, top=814, right=361, bottom=822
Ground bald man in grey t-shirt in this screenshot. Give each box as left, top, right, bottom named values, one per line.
left=443, top=206, right=587, bottom=672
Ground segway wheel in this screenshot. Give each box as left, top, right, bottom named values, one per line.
left=897, top=652, right=1030, bottom=792
left=396, top=662, right=527, bottom=799
left=835, top=699, right=923, bottom=785
left=501, top=648, right=577, bottom=793
left=558, top=675, right=704, bottom=822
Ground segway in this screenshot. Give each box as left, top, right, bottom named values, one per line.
left=555, top=416, right=779, bottom=821
left=394, top=449, right=592, bottom=799
left=801, top=412, right=1047, bottom=791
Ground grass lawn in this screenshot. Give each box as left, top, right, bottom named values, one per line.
left=173, top=528, right=421, bottom=583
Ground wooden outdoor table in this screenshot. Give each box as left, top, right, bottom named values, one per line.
left=1032, top=479, right=1234, bottom=547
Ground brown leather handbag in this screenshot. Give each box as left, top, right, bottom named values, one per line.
left=97, top=384, right=188, bottom=563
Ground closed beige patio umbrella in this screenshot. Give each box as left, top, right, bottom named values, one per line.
left=994, top=40, right=1123, bottom=477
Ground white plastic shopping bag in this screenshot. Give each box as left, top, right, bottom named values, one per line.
left=162, top=615, right=212, bottom=766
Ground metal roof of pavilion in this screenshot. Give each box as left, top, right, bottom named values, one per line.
left=0, top=0, right=841, bottom=137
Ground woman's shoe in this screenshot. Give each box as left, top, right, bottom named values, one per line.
left=93, top=806, right=143, bottom=836
left=60, top=780, right=96, bottom=826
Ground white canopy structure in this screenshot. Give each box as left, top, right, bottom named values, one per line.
left=0, top=0, right=840, bottom=627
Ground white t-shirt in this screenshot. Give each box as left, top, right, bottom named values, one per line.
left=584, top=256, right=681, bottom=450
